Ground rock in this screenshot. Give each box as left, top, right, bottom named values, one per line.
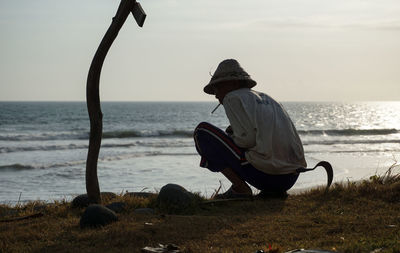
left=105, top=202, right=126, bottom=213
left=71, top=194, right=88, bottom=208
left=134, top=208, right=155, bottom=215
left=80, top=204, right=118, bottom=228
left=156, top=184, right=197, bottom=214
left=71, top=192, right=117, bottom=208
left=124, top=192, right=156, bottom=199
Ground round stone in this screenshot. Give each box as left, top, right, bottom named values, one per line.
left=157, top=184, right=197, bottom=214
left=71, top=192, right=117, bottom=208
left=105, top=202, right=126, bottom=213
left=124, top=192, right=157, bottom=199
left=80, top=204, right=118, bottom=228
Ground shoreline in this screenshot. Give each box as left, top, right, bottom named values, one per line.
left=1, top=163, right=398, bottom=205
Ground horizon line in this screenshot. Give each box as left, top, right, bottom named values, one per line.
left=1, top=100, right=399, bottom=103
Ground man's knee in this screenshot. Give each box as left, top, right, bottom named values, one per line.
left=194, top=122, right=215, bottom=132
left=193, top=122, right=217, bottom=145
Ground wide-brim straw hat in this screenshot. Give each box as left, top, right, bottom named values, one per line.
left=203, top=59, right=257, bottom=95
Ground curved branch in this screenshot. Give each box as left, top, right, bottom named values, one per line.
left=86, top=0, right=136, bottom=204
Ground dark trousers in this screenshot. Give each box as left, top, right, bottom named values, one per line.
left=194, top=122, right=299, bottom=192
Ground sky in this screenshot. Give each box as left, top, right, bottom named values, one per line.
left=0, top=0, right=399, bottom=102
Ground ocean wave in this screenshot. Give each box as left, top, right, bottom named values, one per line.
left=96, top=151, right=197, bottom=162
left=1, top=128, right=397, bottom=142
left=0, top=144, right=88, bottom=153
left=102, top=130, right=193, bottom=139
left=298, top=128, right=399, bottom=136
left=307, top=148, right=400, bottom=154
left=146, top=152, right=197, bottom=157
left=303, top=139, right=400, bottom=146
left=102, top=128, right=398, bottom=138
left=0, top=151, right=197, bottom=172
left=0, top=129, right=194, bottom=141
left=0, top=164, right=36, bottom=171
left=0, top=140, right=194, bottom=154
left=0, top=160, right=87, bottom=171
left=1, top=136, right=398, bottom=155
left=0, top=132, right=88, bottom=141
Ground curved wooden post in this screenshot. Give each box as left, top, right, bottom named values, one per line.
left=86, top=0, right=145, bottom=204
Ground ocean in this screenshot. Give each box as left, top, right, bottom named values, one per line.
left=1, top=101, right=399, bottom=204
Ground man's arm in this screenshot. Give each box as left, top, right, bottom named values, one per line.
left=223, top=95, right=256, bottom=149
left=225, top=125, right=233, bottom=136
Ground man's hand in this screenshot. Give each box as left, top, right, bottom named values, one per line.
left=225, top=125, right=233, bottom=136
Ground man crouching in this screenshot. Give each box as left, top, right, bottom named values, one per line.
left=194, top=59, right=307, bottom=199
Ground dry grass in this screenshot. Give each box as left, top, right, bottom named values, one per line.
left=1, top=169, right=399, bottom=253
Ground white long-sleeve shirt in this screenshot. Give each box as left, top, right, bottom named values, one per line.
left=223, top=88, right=307, bottom=175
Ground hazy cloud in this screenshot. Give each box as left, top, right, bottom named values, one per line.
left=1, top=0, right=400, bottom=101
left=248, top=17, right=400, bottom=31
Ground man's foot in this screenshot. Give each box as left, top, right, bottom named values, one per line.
left=214, top=186, right=252, bottom=199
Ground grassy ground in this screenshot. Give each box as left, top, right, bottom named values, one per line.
left=0, top=171, right=399, bottom=253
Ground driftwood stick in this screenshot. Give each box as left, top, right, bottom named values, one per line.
left=0, top=212, right=44, bottom=223
left=86, top=0, right=136, bottom=204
